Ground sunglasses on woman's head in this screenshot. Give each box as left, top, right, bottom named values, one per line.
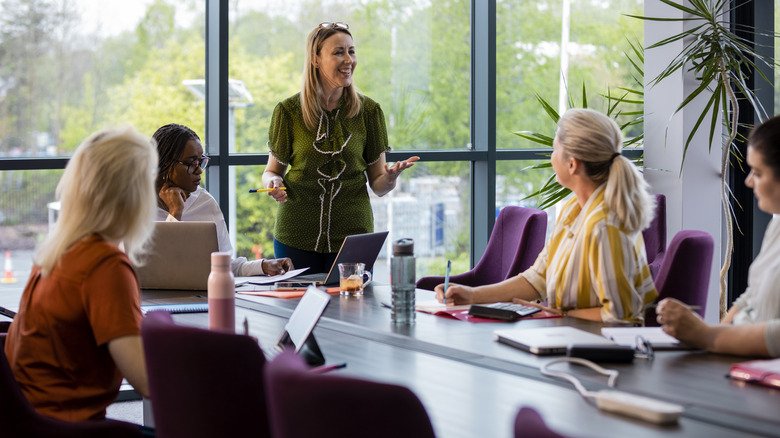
left=317, top=22, right=349, bottom=32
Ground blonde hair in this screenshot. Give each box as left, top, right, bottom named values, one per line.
left=36, top=126, right=158, bottom=275
left=556, top=108, right=655, bottom=233
left=301, top=25, right=361, bottom=131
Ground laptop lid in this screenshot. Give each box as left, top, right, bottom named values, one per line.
left=136, top=221, right=220, bottom=290
left=494, top=326, right=615, bottom=356
left=296, top=231, right=389, bottom=285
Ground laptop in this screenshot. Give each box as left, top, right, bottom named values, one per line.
left=136, top=221, right=220, bottom=290
left=294, top=231, right=389, bottom=286
left=494, top=326, right=615, bottom=355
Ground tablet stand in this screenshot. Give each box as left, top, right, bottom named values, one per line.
left=276, top=330, right=326, bottom=366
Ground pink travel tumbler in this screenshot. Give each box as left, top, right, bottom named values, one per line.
left=208, top=252, right=235, bottom=332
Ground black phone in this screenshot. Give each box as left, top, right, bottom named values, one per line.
left=567, top=344, right=636, bottom=363
left=468, top=303, right=541, bottom=321
left=274, top=281, right=318, bottom=290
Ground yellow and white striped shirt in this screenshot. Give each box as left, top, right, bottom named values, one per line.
left=522, top=185, right=658, bottom=323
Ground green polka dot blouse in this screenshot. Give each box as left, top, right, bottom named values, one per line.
left=268, top=92, right=390, bottom=253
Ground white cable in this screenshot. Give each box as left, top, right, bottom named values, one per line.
left=540, top=357, right=619, bottom=399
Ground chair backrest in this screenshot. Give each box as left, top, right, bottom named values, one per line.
left=643, top=194, right=667, bottom=278
left=1, top=337, right=140, bottom=438
left=473, top=206, right=547, bottom=283
left=648, top=230, right=714, bottom=323
left=141, top=311, right=270, bottom=438
left=264, top=350, right=436, bottom=438
left=514, top=407, right=567, bottom=438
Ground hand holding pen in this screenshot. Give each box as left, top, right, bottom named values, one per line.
left=259, top=176, right=287, bottom=203
left=442, top=260, right=451, bottom=304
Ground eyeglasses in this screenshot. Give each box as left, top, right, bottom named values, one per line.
left=176, top=155, right=209, bottom=174
left=317, top=22, right=349, bottom=32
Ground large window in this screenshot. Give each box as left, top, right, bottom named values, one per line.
left=0, top=0, right=651, bottom=292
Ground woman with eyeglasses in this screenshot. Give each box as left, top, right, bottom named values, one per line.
left=154, top=123, right=294, bottom=276
left=5, top=127, right=154, bottom=421
left=657, top=115, right=780, bottom=357
left=262, top=22, right=419, bottom=272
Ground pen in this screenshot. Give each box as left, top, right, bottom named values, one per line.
left=249, top=187, right=286, bottom=193
left=443, top=260, right=451, bottom=304
left=243, top=317, right=249, bottom=336
left=311, top=362, right=347, bottom=373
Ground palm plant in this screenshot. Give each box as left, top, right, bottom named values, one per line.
left=629, top=0, right=779, bottom=316
left=515, top=39, right=646, bottom=210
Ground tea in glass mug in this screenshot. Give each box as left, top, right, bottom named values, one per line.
left=338, top=263, right=371, bottom=296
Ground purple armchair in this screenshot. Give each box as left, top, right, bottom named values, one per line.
left=0, top=336, right=141, bottom=438
left=645, top=230, right=714, bottom=325
left=514, top=407, right=567, bottom=438
left=416, top=206, right=547, bottom=291
left=141, top=311, right=270, bottom=438
left=643, top=194, right=667, bottom=279
left=265, top=350, right=436, bottom=438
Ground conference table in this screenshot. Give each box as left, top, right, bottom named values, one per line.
left=144, top=284, right=780, bottom=438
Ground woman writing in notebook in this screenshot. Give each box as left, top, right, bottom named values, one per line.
left=5, top=127, right=153, bottom=421
left=262, top=22, right=418, bottom=272
left=657, top=116, right=780, bottom=357
left=436, top=109, right=658, bottom=323
left=154, top=123, right=293, bottom=277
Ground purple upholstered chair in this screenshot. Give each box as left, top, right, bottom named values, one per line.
left=265, top=350, right=436, bottom=438
left=514, top=407, right=567, bottom=438
left=416, top=206, right=547, bottom=291
left=643, top=194, right=667, bottom=279
left=645, top=230, right=714, bottom=325
left=0, top=335, right=141, bottom=438
left=141, top=311, right=270, bottom=438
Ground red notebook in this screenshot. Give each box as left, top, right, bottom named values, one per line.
left=728, top=358, right=780, bottom=389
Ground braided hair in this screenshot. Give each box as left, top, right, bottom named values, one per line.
left=152, top=124, right=201, bottom=183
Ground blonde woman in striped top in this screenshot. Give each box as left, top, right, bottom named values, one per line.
left=436, top=108, right=658, bottom=323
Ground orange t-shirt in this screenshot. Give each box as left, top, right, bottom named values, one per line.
left=4, top=234, right=143, bottom=421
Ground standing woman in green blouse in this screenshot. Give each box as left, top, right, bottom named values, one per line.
left=263, top=22, right=419, bottom=272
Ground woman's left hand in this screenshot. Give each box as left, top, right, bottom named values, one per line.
left=262, top=258, right=294, bottom=275
left=385, top=156, right=420, bottom=180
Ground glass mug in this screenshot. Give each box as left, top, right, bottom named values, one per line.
left=338, top=263, right=371, bottom=296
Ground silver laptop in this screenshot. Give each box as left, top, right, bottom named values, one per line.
left=294, top=231, right=389, bottom=286
left=494, top=326, right=615, bottom=355
left=136, top=221, right=220, bottom=290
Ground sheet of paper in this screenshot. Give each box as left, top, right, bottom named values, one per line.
left=600, top=327, right=680, bottom=347
left=415, top=299, right=471, bottom=314
left=234, top=267, right=309, bottom=286
left=237, top=288, right=340, bottom=299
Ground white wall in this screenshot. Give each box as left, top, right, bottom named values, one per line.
left=644, top=1, right=723, bottom=323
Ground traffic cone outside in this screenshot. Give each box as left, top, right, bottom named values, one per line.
left=1, top=251, right=17, bottom=283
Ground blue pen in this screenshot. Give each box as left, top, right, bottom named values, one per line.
left=443, top=260, right=451, bottom=305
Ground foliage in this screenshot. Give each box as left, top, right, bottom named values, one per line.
left=630, top=0, right=780, bottom=316
left=514, top=39, right=646, bottom=210
left=0, top=0, right=645, bottom=275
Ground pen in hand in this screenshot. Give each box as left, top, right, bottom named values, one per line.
left=249, top=187, right=286, bottom=193
left=442, top=260, right=451, bottom=305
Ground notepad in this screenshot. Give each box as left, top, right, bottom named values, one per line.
left=141, top=303, right=209, bottom=314
left=600, top=327, right=691, bottom=350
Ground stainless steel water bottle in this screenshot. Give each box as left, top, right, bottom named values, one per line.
left=390, top=238, right=415, bottom=324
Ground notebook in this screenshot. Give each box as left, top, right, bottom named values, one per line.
left=494, top=326, right=615, bottom=355
left=729, top=358, right=780, bottom=389
left=136, top=221, right=220, bottom=290
left=601, top=327, right=692, bottom=350
left=141, top=303, right=209, bottom=314
left=294, top=231, right=389, bottom=286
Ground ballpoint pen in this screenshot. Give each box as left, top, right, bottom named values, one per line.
left=249, top=187, right=286, bottom=193
left=443, top=260, right=451, bottom=305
